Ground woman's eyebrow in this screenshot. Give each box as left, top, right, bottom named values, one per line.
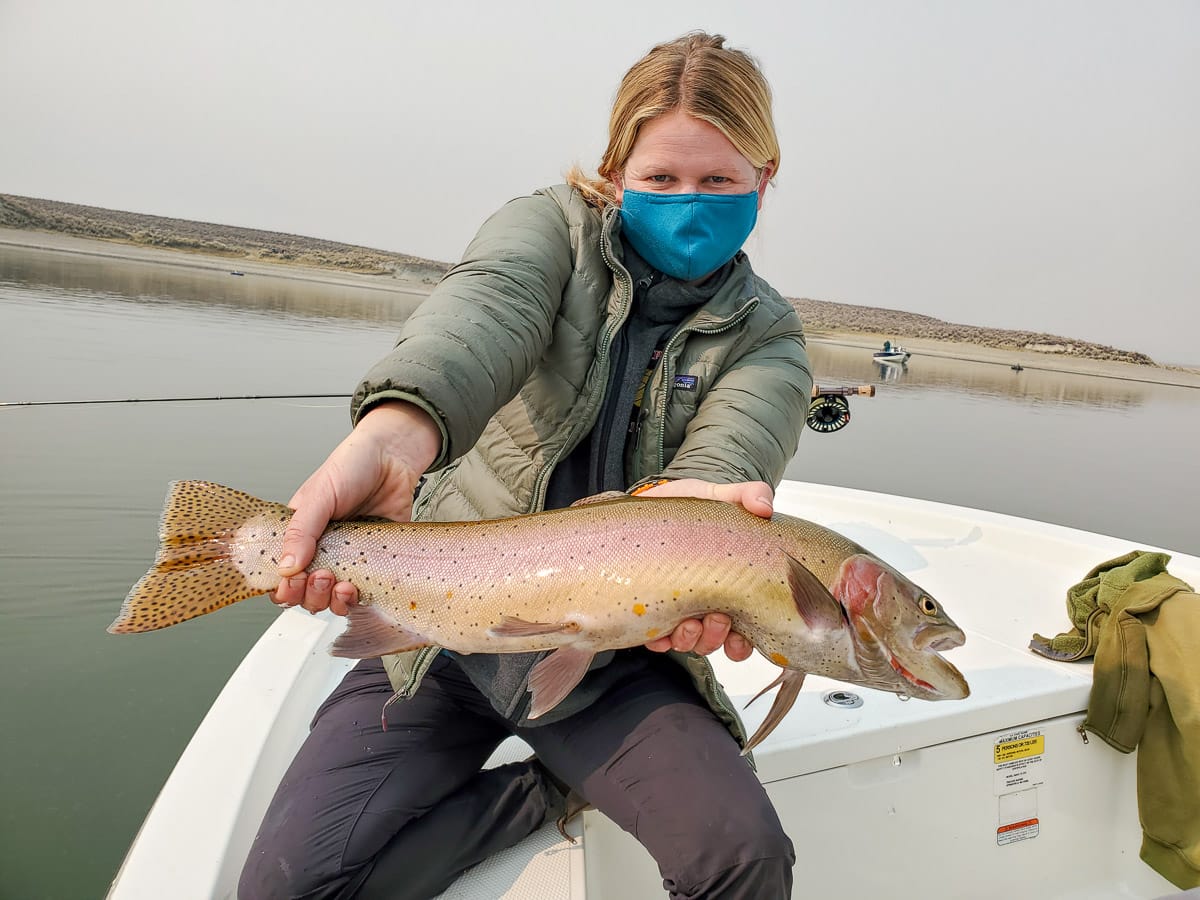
left=634, top=161, right=745, bottom=176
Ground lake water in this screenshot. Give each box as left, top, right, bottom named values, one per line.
left=2, top=241, right=1198, bottom=900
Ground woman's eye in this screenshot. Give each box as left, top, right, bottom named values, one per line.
left=648, top=174, right=672, bottom=183
left=707, top=176, right=729, bottom=184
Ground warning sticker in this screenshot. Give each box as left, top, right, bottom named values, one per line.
left=997, top=788, right=1040, bottom=846
left=994, top=729, right=1045, bottom=796
left=997, top=817, right=1040, bottom=846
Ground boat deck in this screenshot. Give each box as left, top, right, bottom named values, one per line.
left=107, top=481, right=1199, bottom=899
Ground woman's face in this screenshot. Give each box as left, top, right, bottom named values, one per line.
left=613, top=109, right=770, bottom=209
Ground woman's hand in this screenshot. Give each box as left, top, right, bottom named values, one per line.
left=271, top=401, right=441, bottom=616
left=636, top=478, right=773, bottom=661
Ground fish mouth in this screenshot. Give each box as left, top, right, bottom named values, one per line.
left=856, top=620, right=970, bottom=700
left=914, top=624, right=966, bottom=652
left=887, top=652, right=936, bottom=692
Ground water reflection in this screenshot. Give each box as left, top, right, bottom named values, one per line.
left=809, top=341, right=1153, bottom=410
left=0, top=242, right=426, bottom=325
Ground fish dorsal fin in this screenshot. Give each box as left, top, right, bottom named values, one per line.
left=329, top=603, right=432, bottom=658
left=742, top=669, right=806, bottom=755
left=568, top=491, right=631, bottom=508
left=784, top=552, right=846, bottom=632
left=526, top=646, right=596, bottom=719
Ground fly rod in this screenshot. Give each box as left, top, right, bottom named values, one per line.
left=0, top=393, right=353, bottom=408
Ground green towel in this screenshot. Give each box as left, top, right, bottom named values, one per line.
left=1030, top=550, right=1200, bottom=889
left=1029, top=550, right=1172, bottom=661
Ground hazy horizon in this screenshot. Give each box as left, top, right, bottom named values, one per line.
left=2, top=1, right=1198, bottom=364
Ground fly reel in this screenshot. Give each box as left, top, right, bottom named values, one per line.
left=805, top=384, right=875, bottom=434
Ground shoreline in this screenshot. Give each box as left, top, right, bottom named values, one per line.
left=0, top=226, right=432, bottom=298
left=807, top=332, right=1200, bottom=389
left=5, top=226, right=1199, bottom=389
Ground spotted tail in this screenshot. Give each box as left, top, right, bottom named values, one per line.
left=108, top=481, right=291, bottom=634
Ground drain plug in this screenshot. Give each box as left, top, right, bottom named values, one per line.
left=822, top=690, right=864, bottom=709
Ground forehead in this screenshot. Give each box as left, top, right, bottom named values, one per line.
left=626, top=109, right=751, bottom=173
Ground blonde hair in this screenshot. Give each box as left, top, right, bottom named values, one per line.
left=567, top=32, right=780, bottom=207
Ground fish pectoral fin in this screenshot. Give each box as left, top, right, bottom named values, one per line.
left=526, top=646, right=596, bottom=719
left=741, top=670, right=806, bottom=756
left=784, top=552, right=846, bottom=632
left=489, top=616, right=580, bottom=638
left=568, top=491, right=630, bottom=507
left=329, top=604, right=432, bottom=658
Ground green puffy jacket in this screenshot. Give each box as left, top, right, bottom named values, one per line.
left=351, top=184, right=813, bottom=748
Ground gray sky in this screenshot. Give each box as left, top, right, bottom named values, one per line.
left=2, top=1, right=1198, bottom=363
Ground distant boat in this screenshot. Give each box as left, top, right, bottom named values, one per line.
left=1011, top=364, right=1024, bottom=372
left=873, top=340, right=911, bottom=364
left=229, top=271, right=245, bottom=277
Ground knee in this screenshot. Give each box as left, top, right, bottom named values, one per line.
left=237, top=841, right=300, bottom=900
left=238, top=834, right=361, bottom=900
left=667, top=810, right=795, bottom=898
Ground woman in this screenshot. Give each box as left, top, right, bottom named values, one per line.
left=240, top=32, right=812, bottom=900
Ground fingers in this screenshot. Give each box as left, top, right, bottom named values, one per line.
left=637, top=478, right=775, bottom=519
left=279, top=483, right=337, bottom=576
left=715, top=481, right=774, bottom=519
left=692, top=613, right=731, bottom=655
left=643, top=634, right=675, bottom=653
left=644, top=614, right=739, bottom=657
left=269, top=570, right=358, bottom=616
left=724, top=631, right=753, bottom=662
left=330, top=583, right=359, bottom=617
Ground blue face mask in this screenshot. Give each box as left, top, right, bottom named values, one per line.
left=619, top=188, right=759, bottom=282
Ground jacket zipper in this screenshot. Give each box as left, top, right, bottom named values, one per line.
left=591, top=270, right=656, bottom=490
left=654, top=298, right=759, bottom=471
left=697, top=655, right=747, bottom=744
left=397, top=645, right=439, bottom=699
left=531, top=206, right=633, bottom=511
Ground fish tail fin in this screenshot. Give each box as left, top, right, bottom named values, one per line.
left=108, top=481, right=289, bottom=634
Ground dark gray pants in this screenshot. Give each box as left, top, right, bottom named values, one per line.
left=239, top=653, right=794, bottom=900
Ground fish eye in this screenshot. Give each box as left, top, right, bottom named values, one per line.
left=919, top=596, right=939, bottom=616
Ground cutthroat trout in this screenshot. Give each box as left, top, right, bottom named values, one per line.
left=110, top=481, right=969, bottom=751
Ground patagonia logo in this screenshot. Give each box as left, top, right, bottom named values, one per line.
left=672, top=375, right=699, bottom=391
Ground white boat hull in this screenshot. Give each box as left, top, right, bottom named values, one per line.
left=108, top=481, right=1195, bottom=900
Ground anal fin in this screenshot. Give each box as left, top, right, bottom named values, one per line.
left=330, top=604, right=432, bottom=658
left=526, top=646, right=596, bottom=719
left=741, top=669, right=806, bottom=755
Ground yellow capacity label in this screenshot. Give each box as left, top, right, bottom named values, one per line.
left=995, top=735, right=1044, bottom=764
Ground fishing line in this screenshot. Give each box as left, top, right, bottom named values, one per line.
left=1, top=393, right=352, bottom=408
